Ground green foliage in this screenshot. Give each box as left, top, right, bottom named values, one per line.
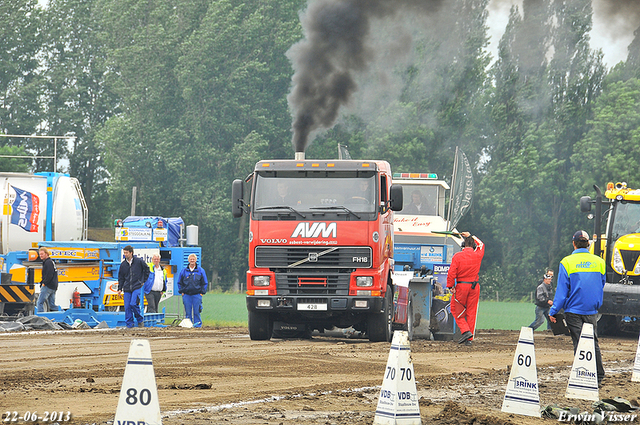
left=5, top=0, right=640, bottom=298
left=42, top=0, right=119, bottom=225
left=0, top=146, right=31, bottom=172
left=0, top=0, right=43, bottom=138
left=477, top=0, right=606, bottom=296
left=574, top=78, right=640, bottom=190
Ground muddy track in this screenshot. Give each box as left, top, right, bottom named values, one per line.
left=0, top=327, right=638, bottom=424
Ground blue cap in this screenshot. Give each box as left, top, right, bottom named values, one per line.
left=573, top=230, right=589, bottom=242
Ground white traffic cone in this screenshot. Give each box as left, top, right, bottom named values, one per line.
left=373, top=331, right=421, bottom=425
left=179, top=318, right=193, bottom=328
left=632, top=331, right=640, bottom=382
left=114, top=339, right=162, bottom=425
left=566, top=322, right=599, bottom=401
left=501, top=326, right=541, bottom=417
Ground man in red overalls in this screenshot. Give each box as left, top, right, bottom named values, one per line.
left=446, top=232, right=485, bottom=346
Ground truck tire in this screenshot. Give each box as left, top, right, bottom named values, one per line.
left=248, top=310, right=273, bottom=341
left=597, top=314, right=619, bottom=336
left=403, top=300, right=414, bottom=341
left=368, top=290, right=392, bottom=342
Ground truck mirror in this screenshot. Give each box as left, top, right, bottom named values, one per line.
left=389, top=185, right=403, bottom=211
left=231, top=179, right=244, bottom=218
left=580, top=196, right=592, bottom=213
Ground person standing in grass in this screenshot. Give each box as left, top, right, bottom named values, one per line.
left=177, top=253, right=208, bottom=328
left=528, top=269, right=554, bottom=331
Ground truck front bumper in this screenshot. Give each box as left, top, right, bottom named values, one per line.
left=246, top=295, right=385, bottom=314
left=600, top=282, right=640, bottom=317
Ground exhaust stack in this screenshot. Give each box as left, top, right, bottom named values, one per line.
left=295, top=152, right=305, bottom=160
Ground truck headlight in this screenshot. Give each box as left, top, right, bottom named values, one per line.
left=356, top=276, right=373, bottom=287
left=613, top=249, right=626, bottom=274
left=253, top=276, right=270, bottom=286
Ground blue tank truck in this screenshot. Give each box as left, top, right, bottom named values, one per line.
left=0, top=172, right=200, bottom=327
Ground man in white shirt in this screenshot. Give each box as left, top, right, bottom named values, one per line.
left=144, top=254, right=167, bottom=314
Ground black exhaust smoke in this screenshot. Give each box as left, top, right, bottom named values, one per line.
left=287, top=0, right=443, bottom=153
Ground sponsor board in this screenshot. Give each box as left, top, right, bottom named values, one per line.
left=420, top=245, right=444, bottom=263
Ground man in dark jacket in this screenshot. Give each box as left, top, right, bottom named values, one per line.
left=117, top=245, right=150, bottom=328
left=36, top=247, right=59, bottom=312
left=177, top=253, right=208, bottom=328
left=528, top=270, right=554, bottom=330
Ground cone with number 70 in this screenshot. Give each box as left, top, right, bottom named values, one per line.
left=373, top=331, right=421, bottom=425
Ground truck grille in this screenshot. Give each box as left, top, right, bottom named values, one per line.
left=274, top=272, right=350, bottom=295
left=620, top=250, right=640, bottom=273
left=255, top=246, right=372, bottom=268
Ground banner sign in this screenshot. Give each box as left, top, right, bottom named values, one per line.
left=448, top=150, right=473, bottom=231
left=10, top=186, right=40, bottom=233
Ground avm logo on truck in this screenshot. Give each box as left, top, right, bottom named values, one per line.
left=291, top=222, right=337, bottom=238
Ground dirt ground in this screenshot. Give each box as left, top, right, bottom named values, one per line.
left=0, top=326, right=639, bottom=425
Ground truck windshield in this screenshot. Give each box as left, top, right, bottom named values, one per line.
left=253, top=173, right=377, bottom=215
left=398, top=185, right=440, bottom=216
left=611, top=201, right=640, bottom=240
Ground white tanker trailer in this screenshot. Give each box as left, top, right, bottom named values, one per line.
left=0, top=172, right=87, bottom=316
left=1, top=172, right=87, bottom=254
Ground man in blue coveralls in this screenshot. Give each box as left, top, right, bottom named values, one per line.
left=177, top=253, right=208, bottom=328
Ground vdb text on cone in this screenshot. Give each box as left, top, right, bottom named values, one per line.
left=374, top=330, right=421, bottom=425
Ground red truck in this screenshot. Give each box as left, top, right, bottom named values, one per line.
left=232, top=158, right=405, bottom=341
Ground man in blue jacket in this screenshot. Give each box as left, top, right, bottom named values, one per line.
left=177, top=253, right=208, bottom=328
left=118, top=245, right=150, bottom=328
left=549, top=230, right=606, bottom=385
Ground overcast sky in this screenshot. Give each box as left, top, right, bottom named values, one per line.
left=487, top=0, right=635, bottom=68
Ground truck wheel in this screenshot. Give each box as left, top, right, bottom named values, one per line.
left=597, top=314, right=619, bottom=336
left=403, top=301, right=414, bottom=341
left=248, top=310, right=273, bottom=341
left=368, top=290, right=392, bottom=342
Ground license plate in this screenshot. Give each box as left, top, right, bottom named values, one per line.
left=298, top=303, right=327, bottom=311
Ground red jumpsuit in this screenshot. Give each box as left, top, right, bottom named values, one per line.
left=446, top=236, right=485, bottom=340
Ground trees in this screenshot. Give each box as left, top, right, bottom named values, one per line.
left=477, top=0, right=606, bottom=298
left=95, top=0, right=305, bottom=287
left=0, top=0, right=43, bottom=146
left=42, top=0, right=119, bottom=225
